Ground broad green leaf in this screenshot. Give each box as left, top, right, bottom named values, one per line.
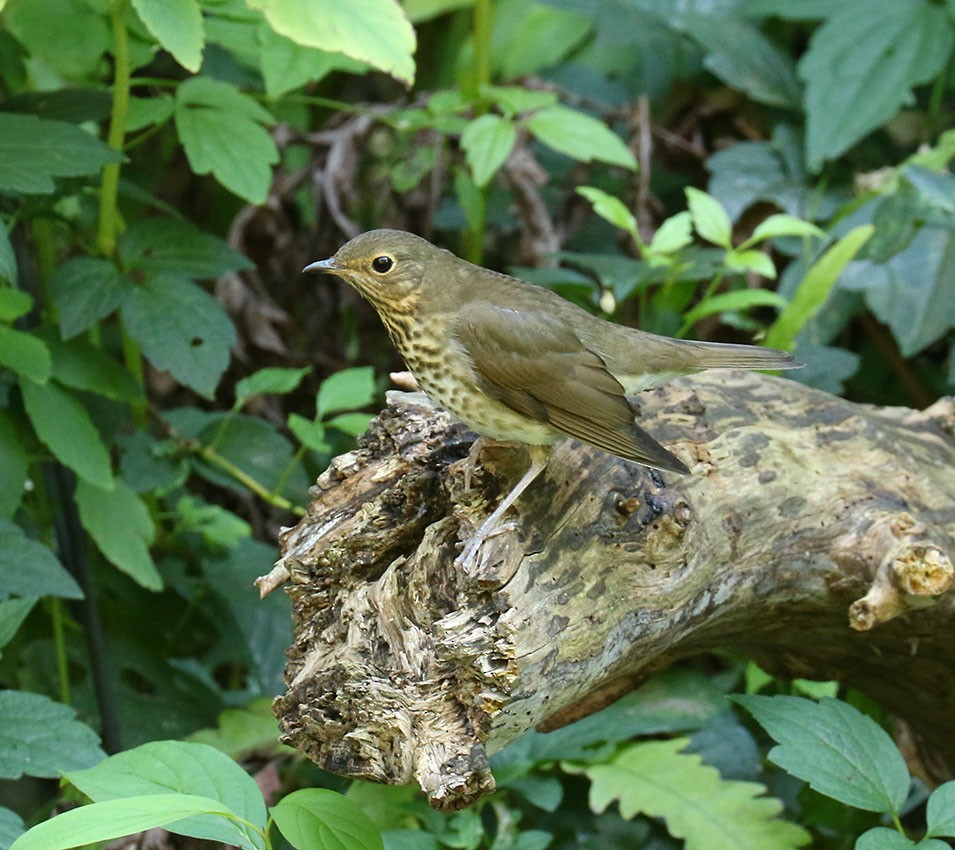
left=405, top=0, right=472, bottom=23
left=126, top=94, right=175, bottom=132
left=577, top=186, right=637, bottom=239
left=0, top=326, right=50, bottom=382
left=649, top=212, right=693, bottom=255
left=235, top=366, right=310, bottom=408
left=0, top=112, right=123, bottom=194
left=248, top=0, right=415, bottom=86
left=800, top=0, right=954, bottom=169
left=856, top=827, right=947, bottom=849
left=20, top=379, right=113, bottom=489
left=460, top=114, right=516, bottom=188
left=8, top=794, right=238, bottom=850
left=0, top=519, right=82, bottom=600
left=735, top=695, right=910, bottom=813
left=586, top=738, right=809, bottom=850
left=492, top=0, right=590, bottom=79
left=76, top=478, right=160, bottom=591
left=724, top=249, right=777, bottom=279
left=47, top=257, right=130, bottom=338
left=526, top=105, right=636, bottom=169
left=0, top=222, right=15, bottom=283
left=746, top=214, right=826, bottom=245
left=118, top=218, right=252, bottom=280
left=65, top=740, right=267, bottom=850
left=326, top=412, right=374, bottom=437
left=0, top=414, right=28, bottom=519
left=686, top=187, right=732, bottom=248
left=118, top=432, right=189, bottom=494
left=683, top=289, right=788, bottom=327
left=132, top=0, right=203, bottom=71
left=764, top=225, right=874, bottom=350
left=121, top=273, right=236, bottom=398
left=271, top=788, right=384, bottom=850
left=258, top=25, right=368, bottom=99
left=187, top=699, right=282, bottom=760
left=0, top=690, right=104, bottom=780
left=926, top=781, right=955, bottom=838
left=0, top=287, right=31, bottom=321
left=484, top=85, right=557, bottom=117
left=317, top=366, right=376, bottom=418
left=288, top=414, right=327, bottom=452
left=47, top=337, right=141, bottom=401
left=174, top=77, right=278, bottom=204
left=680, top=15, right=800, bottom=109
left=0, top=597, right=36, bottom=651
left=0, top=805, right=25, bottom=848
left=2, top=0, right=109, bottom=79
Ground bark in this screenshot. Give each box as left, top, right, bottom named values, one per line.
left=263, top=372, right=955, bottom=810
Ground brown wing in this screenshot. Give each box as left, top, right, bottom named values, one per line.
left=454, top=302, right=689, bottom=474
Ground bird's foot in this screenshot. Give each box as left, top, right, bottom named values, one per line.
left=460, top=436, right=525, bottom=492
left=454, top=517, right=520, bottom=570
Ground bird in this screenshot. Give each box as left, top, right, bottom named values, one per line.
left=305, top=229, right=802, bottom=565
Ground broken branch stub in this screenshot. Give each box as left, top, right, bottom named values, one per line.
left=267, top=375, right=955, bottom=809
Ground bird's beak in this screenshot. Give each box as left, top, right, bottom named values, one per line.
left=303, top=257, right=339, bottom=274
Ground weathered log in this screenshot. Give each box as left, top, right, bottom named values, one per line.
left=264, top=372, right=955, bottom=809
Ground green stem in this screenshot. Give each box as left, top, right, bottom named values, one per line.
left=97, top=0, right=131, bottom=259
left=49, top=598, right=71, bottom=704
left=473, top=0, right=493, bottom=104
left=270, top=444, right=307, bottom=502
left=197, top=442, right=305, bottom=516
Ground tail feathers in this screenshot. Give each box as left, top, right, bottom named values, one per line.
left=684, top=339, right=803, bottom=371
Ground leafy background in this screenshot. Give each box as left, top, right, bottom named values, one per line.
left=0, top=0, right=953, bottom=848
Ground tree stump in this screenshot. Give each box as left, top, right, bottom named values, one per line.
left=262, top=371, right=955, bottom=809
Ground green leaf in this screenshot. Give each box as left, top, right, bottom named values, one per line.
left=683, top=289, right=788, bottom=327
left=800, top=0, right=955, bottom=169
left=649, top=212, right=693, bottom=255
left=8, top=794, right=239, bottom=850
left=118, top=432, right=188, bottom=494
left=0, top=806, right=25, bottom=848
left=326, top=412, right=374, bottom=437
left=259, top=25, right=368, bottom=99
left=47, top=257, right=130, bottom=339
left=271, top=788, right=384, bottom=850
left=288, top=413, right=327, bottom=452
left=118, top=219, right=253, bottom=280
left=0, top=222, right=16, bottom=284
left=0, top=690, right=104, bottom=780
left=586, top=738, right=810, bottom=850
left=926, top=781, right=955, bottom=838
left=460, top=114, right=516, bottom=188
left=680, top=15, right=800, bottom=109
left=0, top=597, right=36, bottom=651
left=484, top=85, right=557, bottom=117
left=175, top=496, right=251, bottom=549
left=121, top=273, right=236, bottom=398
left=735, top=695, right=910, bottom=813
left=126, top=94, right=176, bottom=132
left=236, top=366, right=311, bottom=408
left=453, top=167, right=485, bottom=233
left=0, top=112, right=123, bottom=194
left=855, top=827, right=945, bottom=849
left=0, top=519, right=82, bottom=600
left=764, top=225, right=874, bottom=350
left=526, top=105, right=636, bottom=170
left=2, top=0, right=109, bottom=80
left=132, top=0, right=204, bottom=71
left=64, top=741, right=267, bottom=850
left=576, top=186, right=637, bottom=240
left=0, top=326, right=51, bottom=383
left=746, top=214, right=827, bottom=246
left=187, top=699, right=282, bottom=760
left=20, top=379, right=113, bottom=489
left=0, top=414, right=29, bottom=519
left=685, top=187, right=732, bottom=248
left=724, top=249, right=777, bottom=279
left=174, top=77, right=278, bottom=204
left=491, top=1, right=590, bottom=79
left=318, top=366, right=376, bottom=418
left=76, top=478, right=160, bottom=591
left=248, top=0, right=415, bottom=86
left=0, top=288, right=31, bottom=321
left=47, top=337, right=141, bottom=401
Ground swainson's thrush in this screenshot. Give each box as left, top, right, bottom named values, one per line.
left=305, top=229, right=801, bottom=563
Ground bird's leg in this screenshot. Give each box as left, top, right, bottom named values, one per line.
left=455, top=444, right=549, bottom=569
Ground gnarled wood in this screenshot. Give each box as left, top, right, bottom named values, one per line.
left=266, top=372, right=955, bottom=809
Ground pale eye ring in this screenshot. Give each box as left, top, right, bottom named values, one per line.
left=372, top=256, right=394, bottom=273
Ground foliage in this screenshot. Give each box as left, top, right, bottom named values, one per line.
left=1, top=0, right=953, bottom=848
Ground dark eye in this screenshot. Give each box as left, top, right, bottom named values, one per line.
left=372, top=256, right=394, bottom=273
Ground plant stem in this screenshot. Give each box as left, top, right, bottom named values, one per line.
left=49, top=598, right=71, bottom=704
left=196, top=442, right=305, bottom=516
left=473, top=0, right=492, bottom=104
left=97, top=0, right=131, bottom=259
left=676, top=269, right=725, bottom=338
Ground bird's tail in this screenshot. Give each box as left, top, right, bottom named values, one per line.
left=682, top=339, right=803, bottom=371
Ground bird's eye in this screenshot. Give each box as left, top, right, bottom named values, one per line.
left=371, top=256, right=394, bottom=274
